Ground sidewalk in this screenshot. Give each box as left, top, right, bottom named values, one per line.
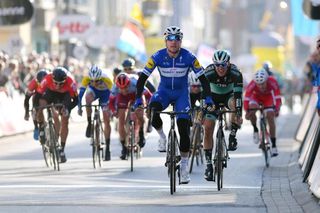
left=261, top=113, right=319, bottom=213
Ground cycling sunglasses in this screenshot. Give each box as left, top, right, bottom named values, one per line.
left=214, top=62, right=228, bottom=68
left=53, top=80, right=65, bottom=86
left=165, top=34, right=182, bottom=41
left=191, top=85, right=201, bottom=89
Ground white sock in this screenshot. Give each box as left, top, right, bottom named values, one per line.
left=181, top=157, right=189, bottom=169
left=157, top=128, right=166, bottom=139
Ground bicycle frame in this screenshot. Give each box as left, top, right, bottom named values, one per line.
left=252, top=106, right=273, bottom=167
left=82, top=104, right=105, bottom=169
left=151, top=107, right=189, bottom=194
left=213, top=107, right=234, bottom=191
left=189, top=106, right=204, bottom=173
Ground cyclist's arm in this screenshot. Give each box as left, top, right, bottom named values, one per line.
left=233, top=70, right=244, bottom=116
left=136, top=73, right=149, bottom=98
left=198, top=74, right=211, bottom=98
left=145, top=80, right=156, bottom=93
left=243, top=80, right=255, bottom=111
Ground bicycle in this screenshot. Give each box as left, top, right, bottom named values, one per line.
left=36, top=103, right=63, bottom=171
left=81, top=104, right=105, bottom=169
left=249, top=105, right=274, bottom=168
left=212, top=105, right=235, bottom=191
left=189, top=105, right=204, bottom=173
left=151, top=106, right=189, bottom=194
left=125, top=105, right=141, bottom=172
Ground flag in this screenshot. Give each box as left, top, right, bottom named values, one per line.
left=116, top=21, right=147, bottom=63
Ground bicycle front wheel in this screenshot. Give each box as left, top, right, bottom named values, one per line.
left=130, top=121, right=135, bottom=172
left=49, top=124, right=59, bottom=171
left=216, top=129, right=224, bottom=191
left=168, top=129, right=176, bottom=194
left=260, top=120, right=270, bottom=167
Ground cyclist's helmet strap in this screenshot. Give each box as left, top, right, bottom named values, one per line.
left=116, top=73, right=131, bottom=89
left=52, top=66, right=67, bottom=83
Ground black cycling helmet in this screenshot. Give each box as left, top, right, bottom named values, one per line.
left=52, top=66, right=67, bottom=83
left=113, top=67, right=122, bottom=75
left=122, top=58, right=135, bottom=68
left=36, top=69, right=49, bottom=83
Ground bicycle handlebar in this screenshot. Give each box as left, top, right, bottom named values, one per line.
left=34, top=103, right=65, bottom=110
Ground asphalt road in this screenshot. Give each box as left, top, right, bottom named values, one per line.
left=0, top=106, right=301, bottom=213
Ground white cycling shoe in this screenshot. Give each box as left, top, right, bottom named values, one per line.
left=180, top=165, right=190, bottom=184
left=271, top=147, right=278, bottom=157
left=253, top=131, right=259, bottom=144
left=158, top=137, right=167, bottom=152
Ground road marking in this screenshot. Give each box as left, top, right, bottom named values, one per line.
left=0, top=184, right=260, bottom=189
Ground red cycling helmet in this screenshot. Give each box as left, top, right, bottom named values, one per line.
left=116, top=73, right=131, bottom=89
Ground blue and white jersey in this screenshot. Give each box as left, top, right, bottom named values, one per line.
left=142, top=48, right=204, bottom=90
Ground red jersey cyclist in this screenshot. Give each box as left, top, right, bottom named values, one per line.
left=109, top=73, right=152, bottom=160
left=24, top=69, right=49, bottom=140
left=77, top=65, right=113, bottom=161
left=37, top=67, right=78, bottom=163
left=244, top=69, right=282, bottom=156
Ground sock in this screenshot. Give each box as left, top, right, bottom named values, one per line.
left=230, top=123, right=239, bottom=136
left=60, top=142, right=65, bottom=152
left=204, top=149, right=212, bottom=165
left=252, top=124, right=258, bottom=132
left=181, top=157, right=188, bottom=169
left=271, top=138, right=276, bottom=147
left=105, top=138, right=110, bottom=151
left=87, top=116, right=91, bottom=124
left=157, top=128, right=166, bottom=139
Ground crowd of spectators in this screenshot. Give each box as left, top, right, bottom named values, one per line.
left=0, top=50, right=88, bottom=98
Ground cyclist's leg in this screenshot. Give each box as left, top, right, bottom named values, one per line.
left=149, top=90, right=169, bottom=152
left=175, top=91, right=191, bottom=184
left=263, top=96, right=278, bottom=156
left=134, top=107, right=145, bottom=148
left=85, top=87, right=96, bottom=137
left=203, top=113, right=216, bottom=181
left=37, top=90, right=53, bottom=144
left=117, top=93, right=130, bottom=160
left=227, top=95, right=241, bottom=151
left=58, top=92, right=72, bottom=163
left=32, top=93, right=41, bottom=140
left=245, top=99, right=259, bottom=144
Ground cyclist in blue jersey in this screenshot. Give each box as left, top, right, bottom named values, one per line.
left=134, top=26, right=213, bottom=184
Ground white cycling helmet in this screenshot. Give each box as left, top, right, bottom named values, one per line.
left=188, top=72, right=201, bottom=86
left=212, top=50, right=230, bottom=63
left=164, top=26, right=183, bottom=39
left=254, top=68, right=268, bottom=84
left=89, top=65, right=102, bottom=80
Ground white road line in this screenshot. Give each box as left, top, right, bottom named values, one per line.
left=0, top=184, right=260, bottom=189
